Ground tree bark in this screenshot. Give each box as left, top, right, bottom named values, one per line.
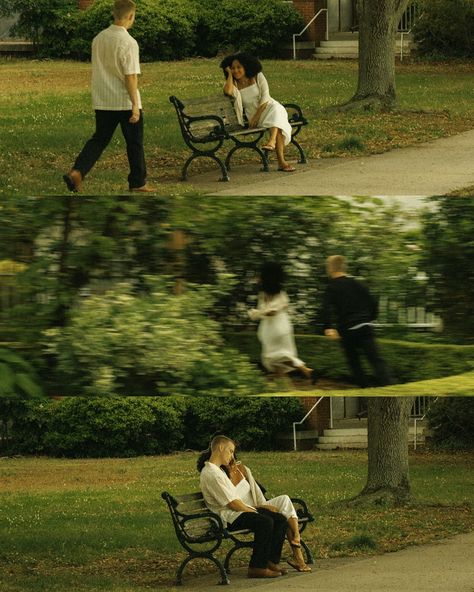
left=359, top=396, right=414, bottom=504
left=347, top=0, right=411, bottom=110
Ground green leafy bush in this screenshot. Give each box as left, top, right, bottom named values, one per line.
left=414, top=0, right=474, bottom=59
left=0, top=0, right=78, bottom=57
left=0, top=348, right=43, bottom=398
left=42, top=397, right=184, bottom=457
left=0, top=398, right=50, bottom=454
left=1, top=396, right=303, bottom=457
left=184, top=396, right=304, bottom=450
left=427, top=398, right=474, bottom=450
left=193, top=0, right=303, bottom=58
left=71, top=0, right=199, bottom=61
left=44, top=279, right=265, bottom=396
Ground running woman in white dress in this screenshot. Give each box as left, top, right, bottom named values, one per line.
left=221, top=53, right=295, bottom=172
left=248, top=262, right=315, bottom=381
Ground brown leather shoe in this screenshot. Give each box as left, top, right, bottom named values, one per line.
left=129, top=184, right=156, bottom=193
left=268, top=561, right=287, bottom=575
left=247, top=567, right=281, bottom=578
left=63, top=169, right=83, bottom=193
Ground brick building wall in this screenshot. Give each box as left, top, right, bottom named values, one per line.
left=300, top=396, right=331, bottom=434
left=292, top=0, right=328, bottom=42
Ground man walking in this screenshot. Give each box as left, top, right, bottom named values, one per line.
left=63, top=0, right=154, bottom=193
left=323, top=255, right=392, bottom=388
left=200, top=435, right=287, bottom=579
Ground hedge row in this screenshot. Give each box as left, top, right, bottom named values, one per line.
left=0, top=396, right=304, bottom=457
left=14, top=0, right=303, bottom=60
left=224, top=332, right=474, bottom=385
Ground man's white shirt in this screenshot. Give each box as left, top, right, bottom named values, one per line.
left=91, top=24, right=142, bottom=110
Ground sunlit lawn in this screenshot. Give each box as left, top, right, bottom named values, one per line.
left=1, top=58, right=474, bottom=195
left=1, top=450, right=473, bottom=591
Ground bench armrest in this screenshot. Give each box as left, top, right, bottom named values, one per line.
left=179, top=510, right=225, bottom=531
left=291, top=497, right=315, bottom=522
left=283, top=103, right=308, bottom=125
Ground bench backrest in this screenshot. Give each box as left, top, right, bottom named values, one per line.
left=162, top=491, right=221, bottom=543
left=170, top=95, right=242, bottom=140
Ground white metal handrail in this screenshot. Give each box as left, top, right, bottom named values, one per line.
left=293, top=396, right=328, bottom=451
left=400, top=28, right=412, bottom=62
left=413, top=397, right=438, bottom=450
left=292, top=9, right=328, bottom=60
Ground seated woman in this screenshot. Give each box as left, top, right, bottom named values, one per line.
left=220, top=52, right=295, bottom=172
left=197, top=443, right=311, bottom=572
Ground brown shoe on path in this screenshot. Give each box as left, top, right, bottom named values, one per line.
left=247, top=567, right=281, bottom=578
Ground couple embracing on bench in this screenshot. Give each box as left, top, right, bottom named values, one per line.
left=198, top=435, right=311, bottom=579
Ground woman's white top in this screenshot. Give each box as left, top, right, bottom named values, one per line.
left=230, top=72, right=292, bottom=145
left=200, top=461, right=249, bottom=526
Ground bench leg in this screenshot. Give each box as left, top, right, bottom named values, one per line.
left=291, top=137, right=307, bottom=164
left=225, top=145, right=269, bottom=173
left=181, top=153, right=229, bottom=182
left=176, top=553, right=230, bottom=586
left=301, top=539, right=314, bottom=565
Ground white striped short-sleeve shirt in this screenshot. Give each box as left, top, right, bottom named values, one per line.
left=91, top=24, right=142, bottom=111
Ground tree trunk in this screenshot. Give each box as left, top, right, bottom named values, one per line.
left=359, top=396, right=414, bottom=504
left=347, top=0, right=411, bottom=110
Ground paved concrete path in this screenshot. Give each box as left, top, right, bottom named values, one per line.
left=181, top=129, right=474, bottom=197
left=173, top=531, right=474, bottom=592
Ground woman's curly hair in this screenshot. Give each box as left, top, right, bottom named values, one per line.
left=220, top=52, right=263, bottom=79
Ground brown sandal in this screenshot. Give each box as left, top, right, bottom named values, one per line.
left=287, top=559, right=312, bottom=572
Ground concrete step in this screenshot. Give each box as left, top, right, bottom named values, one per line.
left=323, top=428, right=368, bottom=437
left=319, top=40, right=411, bottom=48
left=322, top=426, right=426, bottom=437
left=316, top=442, right=369, bottom=450
left=319, top=435, right=368, bottom=444
left=314, top=39, right=411, bottom=60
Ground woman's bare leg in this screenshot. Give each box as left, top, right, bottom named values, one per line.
left=287, top=518, right=311, bottom=571
left=262, top=127, right=279, bottom=150
left=275, top=130, right=295, bottom=171
left=287, top=517, right=300, bottom=546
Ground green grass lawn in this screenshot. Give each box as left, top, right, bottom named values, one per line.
left=1, top=450, right=473, bottom=591
left=1, top=58, right=474, bottom=195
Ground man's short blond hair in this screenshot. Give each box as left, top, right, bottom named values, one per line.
left=210, top=435, right=234, bottom=451
left=326, top=255, right=347, bottom=274
left=113, top=0, right=136, bottom=20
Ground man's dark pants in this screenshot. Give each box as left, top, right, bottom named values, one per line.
left=73, top=109, right=146, bottom=189
left=341, top=325, right=392, bottom=388
left=228, top=508, right=287, bottom=569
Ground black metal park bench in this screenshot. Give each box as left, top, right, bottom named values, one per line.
left=169, top=94, right=308, bottom=182
left=161, top=489, right=314, bottom=585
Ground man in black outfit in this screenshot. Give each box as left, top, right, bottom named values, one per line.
left=322, top=255, right=391, bottom=388
left=200, top=435, right=287, bottom=579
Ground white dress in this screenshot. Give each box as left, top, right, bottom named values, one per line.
left=248, top=291, right=305, bottom=373
left=231, top=73, right=292, bottom=146
left=236, top=466, right=298, bottom=521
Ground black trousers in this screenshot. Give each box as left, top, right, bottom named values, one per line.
left=228, top=508, right=287, bottom=569
left=73, top=109, right=146, bottom=189
left=341, top=325, right=392, bottom=388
